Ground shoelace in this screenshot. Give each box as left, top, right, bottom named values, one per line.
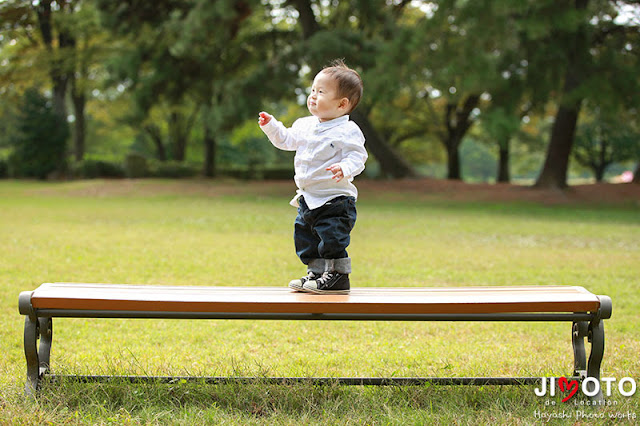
left=315, top=271, right=336, bottom=285
left=301, top=271, right=318, bottom=283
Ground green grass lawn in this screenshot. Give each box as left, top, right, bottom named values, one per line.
left=1, top=179, right=638, bottom=424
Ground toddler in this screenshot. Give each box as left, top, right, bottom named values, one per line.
left=258, top=60, right=367, bottom=294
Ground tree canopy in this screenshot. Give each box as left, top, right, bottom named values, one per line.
left=1, top=0, right=638, bottom=185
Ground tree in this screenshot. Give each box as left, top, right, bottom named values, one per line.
left=63, top=2, right=106, bottom=161
left=95, top=0, right=205, bottom=162
left=391, top=0, right=504, bottom=180
left=95, top=0, right=280, bottom=176
left=0, top=0, right=106, bottom=163
left=481, top=107, right=522, bottom=183
left=282, top=0, right=419, bottom=178
left=404, top=0, right=638, bottom=186
left=573, top=105, right=640, bottom=181
left=533, top=0, right=640, bottom=188
left=0, top=0, right=75, bottom=171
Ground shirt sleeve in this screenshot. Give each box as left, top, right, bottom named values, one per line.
left=337, top=124, right=368, bottom=179
left=260, top=117, right=304, bottom=152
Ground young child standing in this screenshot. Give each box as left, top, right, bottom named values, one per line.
left=258, top=60, right=367, bottom=294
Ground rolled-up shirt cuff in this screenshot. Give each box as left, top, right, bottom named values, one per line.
left=338, top=162, right=352, bottom=179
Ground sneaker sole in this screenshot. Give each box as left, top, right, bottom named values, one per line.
left=301, top=287, right=350, bottom=295
left=288, top=282, right=308, bottom=292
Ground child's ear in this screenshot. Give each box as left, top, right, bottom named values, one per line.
left=339, top=97, right=350, bottom=110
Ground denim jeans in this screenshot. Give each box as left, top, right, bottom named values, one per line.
left=294, top=195, right=357, bottom=274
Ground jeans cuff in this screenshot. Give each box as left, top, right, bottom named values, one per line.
left=326, top=257, right=351, bottom=274
left=307, top=259, right=325, bottom=275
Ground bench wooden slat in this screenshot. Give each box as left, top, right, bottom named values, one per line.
left=28, top=283, right=601, bottom=315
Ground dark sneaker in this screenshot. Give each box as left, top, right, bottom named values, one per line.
left=289, top=271, right=320, bottom=292
left=302, top=272, right=350, bottom=294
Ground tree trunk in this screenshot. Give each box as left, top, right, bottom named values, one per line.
left=593, top=138, right=609, bottom=183
left=169, top=107, right=199, bottom=162
left=144, top=124, right=167, bottom=161
left=202, top=104, right=216, bottom=178
left=594, top=163, right=605, bottom=183
left=36, top=1, right=70, bottom=120
left=290, top=0, right=321, bottom=39
left=351, top=109, right=417, bottom=178
left=441, top=95, right=480, bottom=181
left=535, top=103, right=582, bottom=189
left=203, top=126, right=216, bottom=178
left=71, top=76, right=86, bottom=161
left=169, top=112, right=184, bottom=161
left=446, top=142, right=461, bottom=180
left=633, top=162, right=639, bottom=184
left=35, top=0, right=77, bottom=177
left=534, top=0, right=589, bottom=189
left=497, top=138, right=510, bottom=183
left=36, top=0, right=70, bottom=174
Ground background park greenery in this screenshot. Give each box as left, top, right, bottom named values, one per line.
left=0, top=0, right=639, bottom=186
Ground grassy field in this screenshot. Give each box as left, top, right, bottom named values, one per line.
left=0, top=179, right=638, bottom=424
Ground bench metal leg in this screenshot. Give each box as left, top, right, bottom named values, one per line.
left=23, top=316, right=53, bottom=397
left=38, top=317, right=53, bottom=375
left=24, top=316, right=40, bottom=397
left=586, top=318, right=605, bottom=402
left=572, top=321, right=588, bottom=378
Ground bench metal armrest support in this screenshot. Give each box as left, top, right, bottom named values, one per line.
left=20, top=292, right=53, bottom=397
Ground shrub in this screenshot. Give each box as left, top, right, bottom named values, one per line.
left=219, top=168, right=250, bottom=180
left=262, top=167, right=294, bottom=180
left=124, top=153, right=149, bottom=178
left=8, top=88, right=69, bottom=179
left=149, top=160, right=199, bottom=178
left=72, top=160, right=125, bottom=179
left=218, top=167, right=294, bottom=180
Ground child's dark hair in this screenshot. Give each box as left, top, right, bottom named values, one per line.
left=321, top=59, right=363, bottom=113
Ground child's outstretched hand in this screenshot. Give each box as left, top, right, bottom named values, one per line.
left=326, top=164, right=344, bottom=182
left=258, top=112, right=272, bottom=126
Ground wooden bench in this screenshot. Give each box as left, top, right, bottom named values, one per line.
left=19, top=283, right=612, bottom=400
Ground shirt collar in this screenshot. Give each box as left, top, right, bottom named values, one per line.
left=314, top=115, right=349, bottom=132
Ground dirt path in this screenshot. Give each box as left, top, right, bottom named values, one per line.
left=357, top=179, right=640, bottom=206
left=29, top=178, right=640, bottom=206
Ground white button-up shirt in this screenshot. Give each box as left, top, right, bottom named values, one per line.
left=261, top=115, right=367, bottom=209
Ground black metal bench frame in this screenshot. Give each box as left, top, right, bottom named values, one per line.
left=18, top=286, right=612, bottom=402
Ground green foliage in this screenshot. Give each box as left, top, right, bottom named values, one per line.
left=7, top=88, right=69, bottom=179
left=230, top=119, right=286, bottom=167
left=461, top=139, right=497, bottom=183
left=573, top=107, right=640, bottom=181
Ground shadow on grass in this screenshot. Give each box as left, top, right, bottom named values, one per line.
left=34, top=377, right=544, bottom=422
left=7, top=371, right=636, bottom=423
left=25, top=376, right=635, bottom=424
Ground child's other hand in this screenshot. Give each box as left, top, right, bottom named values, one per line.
left=326, top=164, right=344, bottom=182
left=258, top=112, right=272, bottom=126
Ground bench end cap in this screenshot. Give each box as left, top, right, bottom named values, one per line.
left=597, top=295, right=612, bottom=319
left=18, top=291, right=34, bottom=316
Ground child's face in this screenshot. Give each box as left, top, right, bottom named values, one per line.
left=307, top=71, right=350, bottom=122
